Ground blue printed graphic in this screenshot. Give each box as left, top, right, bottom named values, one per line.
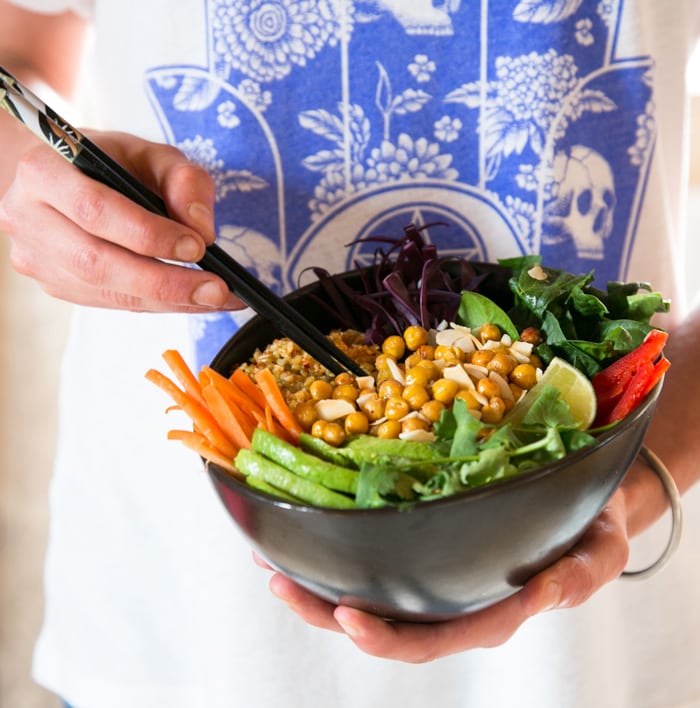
left=144, top=0, right=655, bottom=369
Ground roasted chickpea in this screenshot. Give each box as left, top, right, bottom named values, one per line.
left=432, top=377, right=459, bottom=405
left=520, top=326, right=543, bottom=346
left=378, top=379, right=404, bottom=400
left=509, top=383, right=525, bottom=403
left=360, top=395, right=386, bottom=421
left=374, top=353, right=391, bottom=370
left=322, top=422, right=346, bottom=446
left=333, top=372, right=355, bottom=387
left=375, top=419, right=401, bottom=439
left=309, top=379, right=333, bottom=401
left=401, top=416, right=430, bottom=434
left=510, top=363, right=538, bottom=390
left=479, top=323, right=502, bottom=343
left=476, top=377, right=501, bottom=399
left=470, top=349, right=495, bottom=368
left=332, top=383, right=359, bottom=403
left=415, top=344, right=435, bottom=361
left=382, top=335, right=406, bottom=361
left=455, top=389, right=482, bottom=409
left=405, top=365, right=434, bottom=387
left=311, top=419, right=328, bottom=438
left=529, top=354, right=544, bottom=370
left=420, top=399, right=446, bottom=422
left=384, top=397, right=410, bottom=420
left=403, top=352, right=423, bottom=369
left=374, top=367, right=393, bottom=386
left=344, top=411, right=369, bottom=435
left=403, top=325, right=429, bottom=351
left=488, top=352, right=517, bottom=377
left=294, top=401, right=318, bottom=430
left=402, top=383, right=430, bottom=410
left=414, top=359, right=439, bottom=375
left=480, top=397, right=506, bottom=424
left=434, top=345, right=459, bottom=363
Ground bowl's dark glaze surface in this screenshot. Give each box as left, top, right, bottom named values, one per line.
left=207, top=269, right=660, bottom=622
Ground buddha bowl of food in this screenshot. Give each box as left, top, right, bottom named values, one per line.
left=148, top=225, right=670, bottom=622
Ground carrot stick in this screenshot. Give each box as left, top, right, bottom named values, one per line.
left=231, top=368, right=268, bottom=409
left=201, top=384, right=253, bottom=450
left=162, top=349, right=205, bottom=406
left=145, top=368, right=238, bottom=459
left=254, top=368, right=303, bottom=442
left=168, top=430, right=240, bottom=477
left=263, top=407, right=297, bottom=445
left=200, top=366, right=264, bottom=424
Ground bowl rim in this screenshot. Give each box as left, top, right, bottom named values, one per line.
left=207, top=261, right=662, bottom=516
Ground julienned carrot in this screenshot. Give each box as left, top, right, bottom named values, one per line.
left=162, top=349, right=205, bottom=406
left=146, top=368, right=238, bottom=460
left=254, top=368, right=304, bottom=442
left=200, top=366, right=265, bottom=423
left=201, top=384, right=252, bottom=451
left=231, top=368, right=268, bottom=410
left=168, top=430, right=241, bottom=477
left=263, top=405, right=297, bottom=445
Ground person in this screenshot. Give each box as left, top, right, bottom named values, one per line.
left=1, top=1, right=699, bottom=707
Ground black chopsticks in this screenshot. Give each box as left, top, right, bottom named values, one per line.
left=0, top=66, right=366, bottom=377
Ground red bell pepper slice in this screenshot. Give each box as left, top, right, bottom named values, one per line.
left=592, top=328, right=668, bottom=407
left=592, top=329, right=670, bottom=427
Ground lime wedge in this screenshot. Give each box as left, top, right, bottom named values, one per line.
left=505, top=357, right=597, bottom=429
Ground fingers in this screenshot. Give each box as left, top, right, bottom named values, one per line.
left=262, top=493, right=631, bottom=663
left=332, top=592, right=530, bottom=663
left=10, top=144, right=210, bottom=262
left=1, top=132, right=239, bottom=312
left=7, top=208, right=239, bottom=311
left=268, top=572, right=346, bottom=633
left=521, top=492, right=630, bottom=615
left=266, top=569, right=531, bottom=661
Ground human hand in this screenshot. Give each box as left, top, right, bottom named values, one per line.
left=258, top=488, right=632, bottom=662
left=0, top=129, right=242, bottom=312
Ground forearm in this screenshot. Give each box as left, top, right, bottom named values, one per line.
left=0, top=3, right=88, bottom=194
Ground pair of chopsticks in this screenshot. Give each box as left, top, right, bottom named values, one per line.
left=0, top=66, right=365, bottom=377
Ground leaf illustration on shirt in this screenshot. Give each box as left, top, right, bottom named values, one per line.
left=177, top=135, right=269, bottom=202
left=376, top=62, right=431, bottom=140
left=513, top=0, right=584, bottom=24
left=300, top=103, right=371, bottom=172
left=173, top=75, right=222, bottom=112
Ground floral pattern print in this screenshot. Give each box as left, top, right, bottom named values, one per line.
left=144, top=0, right=657, bottom=369
left=211, top=0, right=350, bottom=83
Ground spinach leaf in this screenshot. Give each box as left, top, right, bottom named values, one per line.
left=457, top=291, right=519, bottom=340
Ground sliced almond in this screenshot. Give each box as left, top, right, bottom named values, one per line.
left=386, top=357, right=406, bottom=386
left=399, top=429, right=437, bottom=442
left=314, top=399, right=356, bottom=421
left=443, top=364, right=476, bottom=389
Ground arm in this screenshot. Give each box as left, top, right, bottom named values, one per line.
left=0, top=2, right=242, bottom=312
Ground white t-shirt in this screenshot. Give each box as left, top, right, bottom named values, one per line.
left=11, top=1, right=700, bottom=707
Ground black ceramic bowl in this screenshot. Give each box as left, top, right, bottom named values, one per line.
left=207, top=271, right=661, bottom=622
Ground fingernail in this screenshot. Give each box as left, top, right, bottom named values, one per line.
left=537, top=581, right=562, bottom=613
left=174, top=234, right=202, bottom=262
left=188, top=201, right=216, bottom=241
left=334, top=608, right=363, bottom=639
left=192, top=280, right=226, bottom=307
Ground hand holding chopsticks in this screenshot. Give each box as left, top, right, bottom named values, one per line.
left=0, top=66, right=365, bottom=377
